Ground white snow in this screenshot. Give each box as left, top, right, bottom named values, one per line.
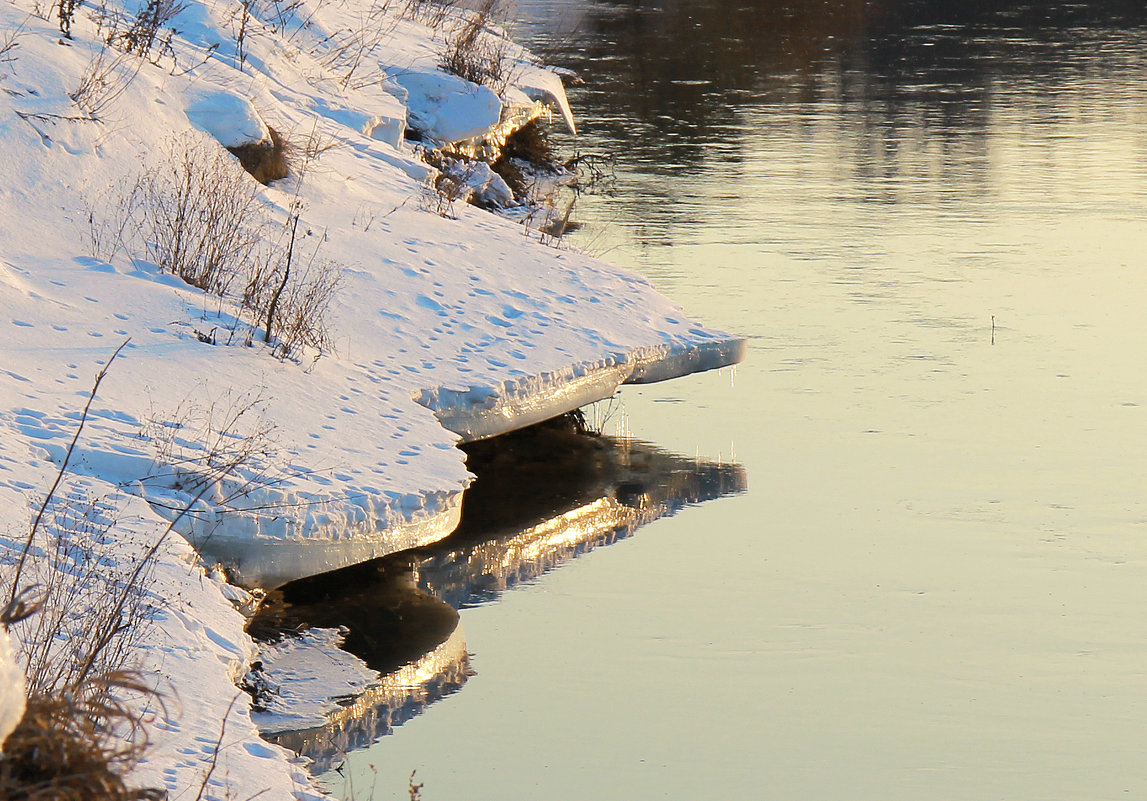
left=513, top=61, right=578, bottom=135
left=0, top=0, right=744, bottom=796
left=186, top=90, right=271, bottom=148
left=394, top=69, right=503, bottom=144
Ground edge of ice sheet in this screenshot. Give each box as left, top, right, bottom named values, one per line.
left=161, top=487, right=464, bottom=589
left=626, top=336, right=748, bottom=384
left=416, top=360, right=632, bottom=442
left=150, top=331, right=746, bottom=587
left=419, top=334, right=747, bottom=442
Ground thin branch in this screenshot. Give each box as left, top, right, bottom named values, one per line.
left=8, top=339, right=130, bottom=608
left=196, top=693, right=241, bottom=801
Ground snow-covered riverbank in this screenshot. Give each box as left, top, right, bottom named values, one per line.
left=0, top=0, right=742, bottom=796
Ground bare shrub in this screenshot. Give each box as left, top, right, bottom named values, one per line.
left=84, top=176, right=143, bottom=263
left=263, top=254, right=342, bottom=359
left=420, top=168, right=471, bottom=218
left=3, top=346, right=160, bottom=701
left=139, top=387, right=278, bottom=500
left=86, top=136, right=343, bottom=361
left=439, top=0, right=510, bottom=89
left=112, top=0, right=187, bottom=60
left=243, top=214, right=343, bottom=360
left=11, top=493, right=161, bottom=697
left=69, top=47, right=144, bottom=119
left=135, top=137, right=264, bottom=295
left=0, top=20, right=23, bottom=76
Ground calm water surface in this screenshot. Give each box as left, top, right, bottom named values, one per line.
left=325, top=2, right=1147, bottom=798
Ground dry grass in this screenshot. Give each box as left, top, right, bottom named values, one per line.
left=228, top=127, right=289, bottom=185
left=439, top=0, right=510, bottom=90
left=0, top=674, right=164, bottom=801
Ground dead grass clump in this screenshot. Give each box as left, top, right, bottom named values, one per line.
left=227, top=127, right=289, bottom=185
left=500, top=118, right=555, bottom=167
left=492, top=118, right=556, bottom=199
left=439, top=0, right=510, bottom=89
left=0, top=677, right=163, bottom=801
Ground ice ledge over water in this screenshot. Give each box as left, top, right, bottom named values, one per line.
left=417, top=334, right=746, bottom=441
left=141, top=331, right=744, bottom=588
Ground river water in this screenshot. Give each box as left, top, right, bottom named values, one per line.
left=317, top=2, right=1147, bottom=799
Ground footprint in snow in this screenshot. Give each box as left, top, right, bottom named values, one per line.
left=244, top=742, right=278, bottom=759
left=415, top=294, right=446, bottom=314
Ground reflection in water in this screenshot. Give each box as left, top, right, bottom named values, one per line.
left=419, top=419, right=746, bottom=608
left=266, top=624, right=470, bottom=777
left=523, top=0, right=1147, bottom=250
left=249, top=420, right=745, bottom=773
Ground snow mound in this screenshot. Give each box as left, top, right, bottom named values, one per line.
left=513, top=62, right=577, bottom=135
left=393, top=69, right=502, bottom=144
left=186, top=90, right=270, bottom=148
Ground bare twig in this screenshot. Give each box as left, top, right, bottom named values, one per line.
left=8, top=339, right=130, bottom=609
left=195, top=693, right=241, bottom=801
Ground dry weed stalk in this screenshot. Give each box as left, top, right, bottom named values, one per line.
left=0, top=19, right=24, bottom=75
left=70, top=46, right=144, bottom=119
left=439, top=0, right=511, bottom=90
left=136, top=136, right=265, bottom=295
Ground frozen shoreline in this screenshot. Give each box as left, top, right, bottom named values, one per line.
left=0, top=0, right=744, bottom=796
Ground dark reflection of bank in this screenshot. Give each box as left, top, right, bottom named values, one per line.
left=415, top=415, right=747, bottom=609
left=249, top=416, right=746, bottom=772
left=519, top=0, right=1147, bottom=245
left=250, top=561, right=468, bottom=775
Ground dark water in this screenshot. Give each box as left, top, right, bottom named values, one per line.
left=319, top=2, right=1147, bottom=799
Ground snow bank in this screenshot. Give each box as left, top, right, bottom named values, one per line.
left=394, top=69, right=502, bottom=144
left=186, top=90, right=270, bottom=148
left=0, top=0, right=744, bottom=795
